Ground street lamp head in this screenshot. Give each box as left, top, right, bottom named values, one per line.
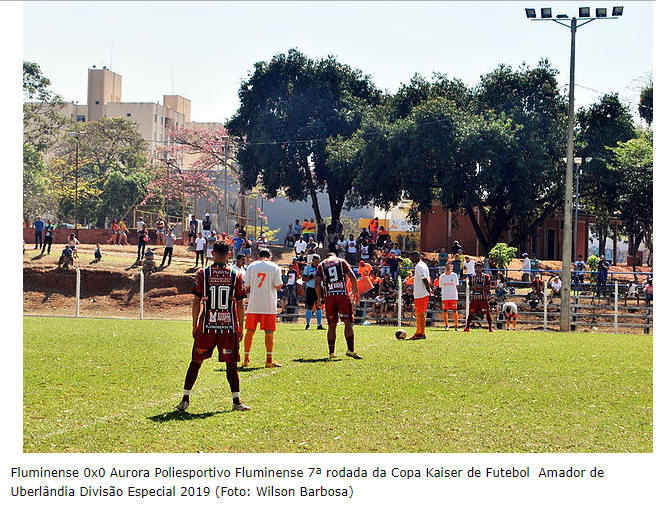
left=612, top=6, right=623, bottom=16
left=578, top=7, right=590, bottom=18
left=525, top=8, right=536, bottom=18
left=540, top=7, right=552, bottom=18
left=556, top=14, right=568, bottom=19
left=596, top=7, right=607, bottom=17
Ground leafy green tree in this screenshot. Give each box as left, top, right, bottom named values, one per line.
left=639, top=83, right=653, bottom=125
left=577, top=93, right=636, bottom=255
left=23, top=143, right=57, bottom=224
left=101, top=171, right=151, bottom=221
left=227, top=49, right=381, bottom=229
left=488, top=242, right=518, bottom=269
left=608, top=129, right=653, bottom=269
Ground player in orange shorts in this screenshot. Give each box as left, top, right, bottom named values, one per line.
left=242, top=248, right=284, bottom=368
left=408, top=251, right=432, bottom=340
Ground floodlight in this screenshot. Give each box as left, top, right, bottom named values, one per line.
left=596, top=8, right=607, bottom=17
left=525, top=8, right=536, bottom=18
left=612, top=6, right=623, bottom=16
left=541, top=7, right=552, bottom=18
left=556, top=14, right=568, bottom=19
left=578, top=7, right=590, bottom=17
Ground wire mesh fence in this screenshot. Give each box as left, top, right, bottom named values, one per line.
left=23, top=264, right=653, bottom=334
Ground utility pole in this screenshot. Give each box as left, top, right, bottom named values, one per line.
left=224, top=138, right=229, bottom=233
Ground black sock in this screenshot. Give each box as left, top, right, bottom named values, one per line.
left=183, top=361, right=201, bottom=395
left=346, top=335, right=355, bottom=352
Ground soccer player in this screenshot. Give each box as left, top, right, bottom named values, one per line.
left=242, top=249, right=284, bottom=368
left=177, top=241, right=250, bottom=412
left=408, top=251, right=431, bottom=340
left=438, top=262, right=459, bottom=330
left=464, top=261, right=493, bottom=332
left=502, top=302, right=518, bottom=330
left=303, top=254, right=325, bottom=330
left=315, top=252, right=362, bottom=359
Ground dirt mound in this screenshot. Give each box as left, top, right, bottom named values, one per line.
left=145, top=287, right=179, bottom=299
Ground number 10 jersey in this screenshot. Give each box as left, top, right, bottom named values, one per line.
left=192, top=263, right=247, bottom=333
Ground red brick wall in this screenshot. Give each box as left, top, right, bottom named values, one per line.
left=421, top=204, right=482, bottom=255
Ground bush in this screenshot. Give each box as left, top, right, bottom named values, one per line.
left=488, top=243, right=517, bottom=269
left=587, top=254, right=600, bottom=283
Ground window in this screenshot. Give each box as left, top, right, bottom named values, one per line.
left=154, top=114, right=157, bottom=122
left=126, top=113, right=131, bottom=117
left=153, top=131, right=157, bottom=141
left=76, top=115, right=86, bottom=122
left=94, top=101, right=100, bottom=105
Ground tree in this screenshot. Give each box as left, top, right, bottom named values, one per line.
left=227, top=49, right=381, bottom=228
left=23, top=61, right=69, bottom=151
left=101, top=171, right=151, bottom=221
left=639, top=83, right=653, bottom=125
left=608, top=129, right=653, bottom=270
left=23, top=143, right=57, bottom=224
left=577, top=93, right=636, bottom=255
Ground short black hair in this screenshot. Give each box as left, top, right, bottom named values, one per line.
left=212, top=241, right=230, bottom=255
left=259, top=248, right=271, bottom=258
left=236, top=253, right=246, bottom=260
left=410, top=251, right=421, bottom=257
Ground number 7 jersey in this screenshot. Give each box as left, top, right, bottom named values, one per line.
left=192, top=263, right=247, bottom=333
left=244, top=259, right=283, bottom=314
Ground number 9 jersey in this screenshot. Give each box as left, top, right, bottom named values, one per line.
left=192, top=263, right=247, bottom=334
left=317, top=256, right=351, bottom=296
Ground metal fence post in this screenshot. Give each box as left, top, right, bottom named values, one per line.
left=397, top=275, right=402, bottom=327
left=465, top=277, right=470, bottom=325
left=139, top=270, right=144, bottom=320
left=543, top=285, right=548, bottom=331
left=75, top=267, right=80, bottom=318
left=614, top=281, right=619, bottom=334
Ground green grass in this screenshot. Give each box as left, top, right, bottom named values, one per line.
left=23, top=317, right=652, bottom=453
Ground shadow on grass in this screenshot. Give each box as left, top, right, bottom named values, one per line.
left=293, top=357, right=341, bottom=363
left=184, top=267, right=198, bottom=274
left=214, top=366, right=266, bottom=373
left=148, top=409, right=229, bottom=422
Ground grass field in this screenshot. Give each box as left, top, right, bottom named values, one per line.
left=23, top=317, right=652, bottom=453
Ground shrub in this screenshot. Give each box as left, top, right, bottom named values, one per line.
left=489, top=243, right=518, bottom=269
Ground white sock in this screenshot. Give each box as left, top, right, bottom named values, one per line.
left=183, top=389, right=191, bottom=396
left=232, top=392, right=240, bottom=399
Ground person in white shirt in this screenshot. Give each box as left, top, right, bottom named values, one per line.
left=360, top=243, right=369, bottom=262
left=294, top=238, right=307, bottom=257
left=194, top=234, right=206, bottom=267
left=336, top=236, right=347, bottom=258
left=438, top=262, right=460, bottom=330
left=502, top=302, right=518, bottom=330
left=521, top=253, right=531, bottom=282
left=408, top=251, right=432, bottom=340
left=234, top=253, right=247, bottom=278
left=242, top=248, right=284, bottom=368
left=346, top=234, right=358, bottom=266
left=463, top=255, right=475, bottom=277
left=549, top=276, right=562, bottom=303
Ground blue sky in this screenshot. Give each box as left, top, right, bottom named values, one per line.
left=23, top=1, right=652, bottom=123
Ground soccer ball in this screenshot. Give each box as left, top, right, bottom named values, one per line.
left=395, top=329, right=407, bottom=340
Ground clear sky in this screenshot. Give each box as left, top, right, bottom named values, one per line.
left=23, top=1, right=652, bottom=123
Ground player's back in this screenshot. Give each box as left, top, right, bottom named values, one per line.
left=245, top=259, right=283, bottom=314
left=319, top=256, right=350, bottom=295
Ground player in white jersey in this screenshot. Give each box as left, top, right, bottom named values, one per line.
left=502, top=302, right=518, bottom=330
left=242, top=249, right=283, bottom=368
left=438, top=262, right=460, bottom=330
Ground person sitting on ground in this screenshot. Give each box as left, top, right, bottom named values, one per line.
left=644, top=277, right=653, bottom=306
left=531, top=274, right=544, bottom=297
left=502, top=302, right=518, bottom=330
left=496, top=274, right=508, bottom=300
left=548, top=275, right=562, bottom=303
left=92, top=243, right=102, bottom=264
left=626, top=281, right=639, bottom=304
left=525, top=291, right=540, bottom=310
left=58, top=245, right=74, bottom=269
left=372, top=293, right=386, bottom=317
left=142, top=246, right=157, bottom=275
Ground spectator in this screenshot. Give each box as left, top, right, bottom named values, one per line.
left=188, top=215, right=198, bottom=244
left=388, top=252, right=400, bottom=281
left=335, top=219, right=343, bottom=238
left=33, top=216, right=44, bottom=250
left=530, top=255, right=540, bottom=279
left=294, top=236, right=307, bottom=258
left=142, top=246, right=157, bottom=275
left=92, top=243, right=102, bottom=264
left=438, top=248, right=449, bottom=269
left=596, top=254, right=610, bottom=298
left=194, top=234, right=206, bottom=267
left=256, top=233, right=268, bottom=251
left=521, top=253, right=531, bottom=282
left=316, top=219, right=326, bottom=248
left=626, top=281, right=638, bottom=303
left=136, top=216, right=146, bottom=231
left=360, top=242, right=370, bottom=262
left=379, top=251, right=390, bottom=277
left=118, top=219, right=129, bottom=245
left=548, top=276, right=562, bottom=303
left=372, top=293, right=386, bottom=317
left=291, top=219, right=302, bottom=241
left=328, top=236, right=339, bottom=254
left=306, top=237, right=317, bottom=255
left=67, top=233, right=79, bottom=257
left=337, top=234, right=347, bottom=259
left=358, top=227, right=369, bottom=247
left=233, top=231, right=244, bottom=256
left=156, top=218, right=166, bottom=245
left=391, top=243, right=401, bottom=257
left=451, top=254, right=462, bottom=279
left=644, top=277, right=653, bottom=306
left=483, top=256, right=491, bottom=276
left=161, top=228, right=176, bottom=267
left=202, top=213, right=211, bottom=238
left=285, top=266, right=298, bottom=306
left=377, top=225, right=389, bottom=248
left=206, top=230, right=218, bottom=260
left=531, top=274, right=544, bottom=298
left=238, top=224, right=247, bottom=238
left=234, top=253, right=247, bottom=278
left=463, top=255, right=475, bottom=278
left=495, top=274, right=508, bottom=300
left=57, top=245, right=74, bottom=269
left=370, top=271, right=382, bottom=296
left=40, top=220, right=55, bottom=256
left=368, top=217, right=379, bottom=236
left=346, top=234, right=358, bottom=266
left=136, top=227, right=148, bottom=261
left=450, top=240, right=463, bottom=256
left=242, top=234, right=252, bottom=262
left=573, top=254, right=586, bottom=287
left=107, top=218, right=119, bottom=244
left=284, top=223, right=295, bottom=248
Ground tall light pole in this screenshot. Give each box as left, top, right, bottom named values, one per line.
left=69, top=131, right=86, bottom=230
left=223, top=137, right=229, bottom=234
left=525, top=5, right=623, bottom=331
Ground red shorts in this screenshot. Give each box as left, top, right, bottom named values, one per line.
left=504, top=313, right=518, bottom=320
left=414, top=296, right=429, bottom=314
left=469, top=299, right=490, bottom=315
left=192, top=331, right=240, bottom=363
left=442, top=299, right=458, bottom=310
left=324, top=295, right=353, bottom=323
left=245, top=313, right=277, bottom=331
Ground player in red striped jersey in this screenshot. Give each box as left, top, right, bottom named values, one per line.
left=464, top=261, right=493, bottom=332
left=176, top=241, right=250, bottom=412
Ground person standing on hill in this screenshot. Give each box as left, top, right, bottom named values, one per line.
left=33, top=216, right=44, bottom=250
left=161, top=228, right=176, bottom=267
left=40, top=220, right=55, bottom=256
